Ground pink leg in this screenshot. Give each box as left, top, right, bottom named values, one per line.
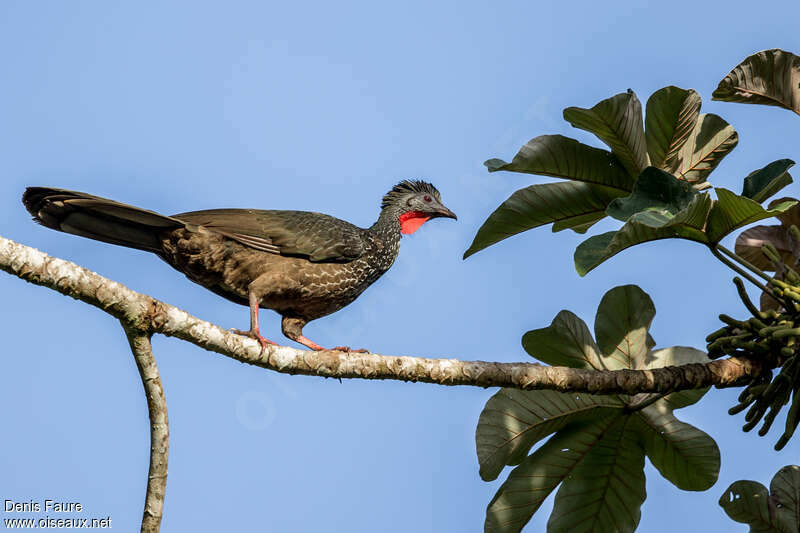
left=232, top=291, right=277, bottom=352
left=295, top=335, right=326, bottom=351
left=297, top=338, right=368, bottom=353
left=281, top=316, right=368, bottom=352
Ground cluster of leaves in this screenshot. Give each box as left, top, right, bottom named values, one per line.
left=464, top=84, right=798, bottom=276
left=476, top=285, right=719, bottom=532
left=469, top=49, right=800, bottom=532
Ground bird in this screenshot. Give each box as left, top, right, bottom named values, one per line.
left=22, top=181, right=457, bottom=352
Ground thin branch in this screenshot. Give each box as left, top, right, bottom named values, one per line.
left=0, top=234, right=761, bottom=394
left=122, top=324, right=168, bottom=533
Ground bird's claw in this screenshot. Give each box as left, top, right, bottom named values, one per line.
left=231, top=328, right=276, bottom=354
left=331, top=346, right=369, bottom=353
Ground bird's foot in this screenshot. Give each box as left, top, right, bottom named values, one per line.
left=292, top=335, right=368, bottom=353
left=230, top=328, right=277, bottom=353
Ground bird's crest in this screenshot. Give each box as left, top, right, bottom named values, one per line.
left=381, top=180, right=441, bottom=209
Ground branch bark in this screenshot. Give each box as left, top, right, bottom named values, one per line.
left=0, top=234, right=761, bottom=393
left=122, top=325, right=168, bottom=533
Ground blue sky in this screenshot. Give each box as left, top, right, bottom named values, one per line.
left=2, top=1, right=799, bottom=531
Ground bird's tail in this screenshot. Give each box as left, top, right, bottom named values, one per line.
left=22, top=187, right=185, bottom=253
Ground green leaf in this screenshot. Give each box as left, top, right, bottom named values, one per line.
left=481, top=286, right=719, bottom=533
left=522, top=310, right=606, bottom=370
left=742, top=159, right=795, bottom=204
left=547, top=417, right=645, bottom=533
left=594, top=285, right=655, bottom=370
left=563, top=90, right=650, bottom=178
left=770, top=465, right=800, bottom=531
left=606, top=167, right=697, bottom=224
left=713, top=49, right=800, bottom=116
left=720, top=481, right=782, bottom=533
left=476, top=389, right=623, bottom=481
left=720, top=465, right=800, bottom=533
left=463, top=181, right=624, bottom=259
left=773, top=197, right=800, bottom=227
left=634, top=401, right=719, bottom=491
left=674, top=113, right=738, bottom=183
left=645, top=86, right=701, bottom=171
left=483, top=134, right=634, bottom=191
left=574, top=194, right=712, bottom=276
left=706, top=188, right=798, bottom=244
left=485, top=417, right=621, bottom=533
left=551, top=211, right=606, bottom=234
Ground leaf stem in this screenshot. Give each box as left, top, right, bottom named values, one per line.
left=715, top=244, right=772, bottom=282
left=625, top=392, right=668, bottom=412
left=710, top=246, right=772, bottom=295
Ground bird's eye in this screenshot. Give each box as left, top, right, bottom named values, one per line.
left=423, top=195, right=432, bottom=203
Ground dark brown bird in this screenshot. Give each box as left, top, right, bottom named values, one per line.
left=22, top=181, right=456, bottom=351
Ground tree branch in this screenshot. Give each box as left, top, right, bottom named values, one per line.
left=0, top=234, right=762, bottom=394
left=122, top=324, right=168, bottom=533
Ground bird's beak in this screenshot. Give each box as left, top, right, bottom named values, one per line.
left=432, top=204, right=457, bottom=220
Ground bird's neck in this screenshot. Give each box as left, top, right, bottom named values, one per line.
left=370, top=206, right=403, bottom=237
left=369, top=206, right=405, bottom=255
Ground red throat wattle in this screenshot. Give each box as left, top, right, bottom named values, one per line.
left=398, top=211, right=430, bottom=235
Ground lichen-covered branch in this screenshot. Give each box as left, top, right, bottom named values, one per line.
left=122, top=325, right=168, bottom=533
left=0, top=235, right=761, bottom=394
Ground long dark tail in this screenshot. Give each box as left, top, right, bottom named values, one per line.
left=22, top=187, right=185, bottom=253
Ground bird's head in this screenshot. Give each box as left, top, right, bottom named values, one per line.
left=381, top=180, right=457, bottom=235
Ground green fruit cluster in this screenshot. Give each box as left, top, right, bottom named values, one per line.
left=706, top=272, right=800, bottom=450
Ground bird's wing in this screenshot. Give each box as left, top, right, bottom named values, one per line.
left=172, top=209, right=368, bottom=262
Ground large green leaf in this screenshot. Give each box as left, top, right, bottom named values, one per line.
left=720, top=481, right=782, bottom=533
left=574, top=194, right=712, bottom=276
left=771, top=465, right=800, bottom=530
left=713, top=49, right=800, bottom=116
left=645, top=86, right=701, bottom=171
left=674, top=113, right=738, bottom=183
left=719, top=465, right=800, bottom=533
left=463, top=181, right=624, bottom=259
left=634, top=399, right=719, bottom=491
left=547, top=417, right=645, bottom=533
left=522, top=310, right=606, bottom=370
left=594, top=285, right=655, bottom=370
left=476, top=389, right=623, bottom=481
left=480, top=286, right=720, bottom=533
left=484, top=134, right=634, bottom=191
left=741, top=159, right=795, bottom=204
left=706, top=188, right=797, bottom=244
left=606, top=167, right=697, bottom=224
left=485, top=418, right=621, bottom=533
left=563, top=90, right=650, bottom=178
